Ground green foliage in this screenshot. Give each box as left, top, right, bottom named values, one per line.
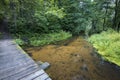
left=9, top=18, right=26, bottom=33
left=0, top=0, right=118, bottom=36
left=61, top=0, right=112, bottom=35
left=46, top=7, right=65, bottom=19
left=15, top=39, right=24, bottom=46
left=7, top=0, right=66, bottom=34
left=88, top=29, right=120, bottom=66
left=14, top=31, right=72, bottom=46
left=61, top=0, right=85, bottom=35
left=0, top=32, right=2, bottom=38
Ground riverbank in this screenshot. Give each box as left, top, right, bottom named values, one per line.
left=14, top=30, right=72, bottom=47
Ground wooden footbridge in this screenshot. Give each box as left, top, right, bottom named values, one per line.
left=0, top=33, right=51, bottom=80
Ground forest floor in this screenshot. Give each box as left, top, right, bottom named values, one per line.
left=26, top=37, right=120, bottom=80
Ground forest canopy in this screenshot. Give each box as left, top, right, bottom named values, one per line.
left=0, top=0, right=120, bottom=35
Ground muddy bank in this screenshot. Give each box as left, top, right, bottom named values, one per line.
left=25, top=37, right=120, bottom=80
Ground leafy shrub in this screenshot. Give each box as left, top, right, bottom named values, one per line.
left=9, top=18, right=28, bottom=34
left=9, top=6, right=66, bottom=34
left=15, top=39, right=24, bottom=46
left=32, top=14, right=48, bottom=33
left=14, top=30, right=72, bottom=46
left=88, top=29, right=120, bottom=66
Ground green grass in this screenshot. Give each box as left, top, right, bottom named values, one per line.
left=88, top=29, right=120, bottom=66
left=14, top=30, right=72, bottom=46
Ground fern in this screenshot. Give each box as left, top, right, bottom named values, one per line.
left=88, top=29, right=120, bottom=66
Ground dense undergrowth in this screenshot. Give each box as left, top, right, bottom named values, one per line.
left=14, top=30, right=72, bottom=47
left=88, top=29, right=120, bottom=66
left=0, top=32, right=2, bottom=38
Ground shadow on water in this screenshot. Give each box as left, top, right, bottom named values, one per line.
left=25, top=37, right=120, bottom=80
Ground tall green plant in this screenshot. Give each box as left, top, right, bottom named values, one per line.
left=89, top=29, right=120, bottom=66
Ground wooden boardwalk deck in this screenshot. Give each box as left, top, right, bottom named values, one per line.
left=0, top=33, right=51, bottom=80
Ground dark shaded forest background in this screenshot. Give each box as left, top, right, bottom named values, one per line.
left=0, top=0, right=120, bottom=35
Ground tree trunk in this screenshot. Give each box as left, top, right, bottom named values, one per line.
left=103, top=2, right=109, bottom=30
left=113, top=0, right=120, bottom=31
left=9, top=0, right=17, bottom=32
left=58, top=0, right=61, bottom=8
left=18, top=0, right=23, bottom=17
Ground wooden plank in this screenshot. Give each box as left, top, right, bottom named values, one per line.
left=2, top=66, right=39, bottom=80
left=0, top=59, right=35, bottom=72
left=0, top=51, right=23, bottom=56
left=0, top=55, right=34, bottom=70
left=33, top=72, right=49, bottom=80
left=0, top=52, right=26, bottom=63
left=20, top=69, right=45, bottom=80
left=46, top=78, right=52, bottom=80
left=0, top=62, right=37, bottom=79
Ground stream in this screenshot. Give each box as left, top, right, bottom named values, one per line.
left=25, top=37, right=120, bottom=80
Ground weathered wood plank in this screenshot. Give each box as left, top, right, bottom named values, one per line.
left=2, top=66, right=39, bottom=80
left=0, top=63, right=37, bottom=79
left=33, top=72, right=49, bottom=80
left=0, top=53, right=26, bottom=63
left=0, top=55, right=34, bottom=70
left=46, top=78, right=52, bottom=80
left=0, top=34, right=52, bottom=80
left=20, top=69, right=46, bottom=80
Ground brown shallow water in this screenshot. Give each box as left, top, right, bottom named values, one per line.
left=25, top=37, right=120, bottom=80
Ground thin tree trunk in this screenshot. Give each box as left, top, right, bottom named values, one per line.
left=18, top=0, right=23, bottom=17
left=58, top=0, right=61, bottom=8
left=9, top=0, right=17, bottom=31
left=113, top=0, right=120, bottom=31
left=103, top=2, right=108, bottom=30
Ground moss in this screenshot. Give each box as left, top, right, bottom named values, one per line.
left=88, top=29, right=120, bottom=66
